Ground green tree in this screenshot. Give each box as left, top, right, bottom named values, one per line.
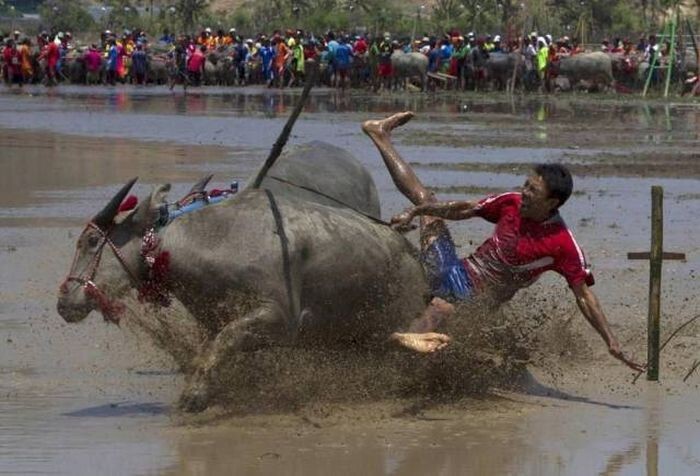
left=38, top=0, right=95, bottom=33
left=176, top=0, right=209, bottom=32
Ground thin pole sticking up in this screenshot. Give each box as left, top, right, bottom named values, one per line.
left=647, top=186, right=663, bottom=380
left=251, top=62, right=317, bottom=189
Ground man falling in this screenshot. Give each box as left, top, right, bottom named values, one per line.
left=362, top=112, right=643, bottom=371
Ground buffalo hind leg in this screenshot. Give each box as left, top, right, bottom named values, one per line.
left=179, top=303, right=287, bottom=413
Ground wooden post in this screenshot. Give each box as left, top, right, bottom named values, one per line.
left=628, top=186, right=685, bottom=381
left=647, top=186, right=663, bottom=380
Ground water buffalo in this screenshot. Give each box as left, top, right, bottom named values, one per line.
left=56, top=141, right=428, bottom=412
left=557, top=52, right=614, bottom=91
left=486, top=52, right=523, bottom=91
left=391, top=50, right=428, bottom=91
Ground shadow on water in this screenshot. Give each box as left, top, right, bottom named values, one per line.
left=64, top=401, right=169, bottom=418
left=514, top=370, right=641, bottom=410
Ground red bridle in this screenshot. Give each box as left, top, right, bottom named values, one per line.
left=61, top=222, right=142, bottom=324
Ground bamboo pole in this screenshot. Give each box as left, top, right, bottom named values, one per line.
left=647, top=186, right=663, bottom=381
left=663, top=10, right=678, bottom=98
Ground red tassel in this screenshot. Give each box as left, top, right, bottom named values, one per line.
left=118, top=195, right=138, bottom=212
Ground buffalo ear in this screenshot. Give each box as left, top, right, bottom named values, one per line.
left=93, top=178, right=138, bottom=229
left=131, top=183, right=171, bottom=230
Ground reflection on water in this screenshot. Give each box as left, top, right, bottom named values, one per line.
left=9, top=86, right=700, bottom=135
left=159, top=383, right=700, bottom=476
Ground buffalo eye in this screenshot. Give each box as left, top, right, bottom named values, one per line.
left=87, top=234, right=101, bottom=248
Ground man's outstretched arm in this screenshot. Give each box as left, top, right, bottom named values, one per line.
left=391, top=200, right=479, bottom=226
left=571, top=283, right=645, bottom=372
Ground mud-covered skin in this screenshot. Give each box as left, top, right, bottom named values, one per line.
left=57, top=142, right=428, bottom=412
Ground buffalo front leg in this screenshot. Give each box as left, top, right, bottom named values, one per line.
left=179, top=303, right=287, bottom=412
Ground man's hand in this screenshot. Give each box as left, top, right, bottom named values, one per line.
left=608, top=339, right=646, bottom=372
left=390, top=332, right=451, bottom=353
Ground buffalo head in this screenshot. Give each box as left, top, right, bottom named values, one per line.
left=57, top=179, right=171, bottom=323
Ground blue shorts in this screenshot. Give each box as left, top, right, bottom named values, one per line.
left=421, top=229, right=474, bottom=302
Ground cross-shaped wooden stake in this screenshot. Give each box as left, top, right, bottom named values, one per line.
left=627, top=186, right=686, bottom=381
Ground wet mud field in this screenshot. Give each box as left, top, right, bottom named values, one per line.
left=1, top=86, right=699, bottom=475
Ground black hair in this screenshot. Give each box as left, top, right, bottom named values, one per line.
left=534, top=163, right=573, bottom=208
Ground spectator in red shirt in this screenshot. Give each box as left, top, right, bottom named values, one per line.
left=354, top=36, right=368, bottom=56
left=40, top=34, right=60, bottom=86
left=362, top=111, right=644, bottom=372
left=187, top=45, right=206, bottom=86
left=84, top=45, right=103, bottom=85
left=3, top=39, right=20, bottom=85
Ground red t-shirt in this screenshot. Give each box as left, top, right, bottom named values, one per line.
left=463, top=192, right=593, bottom=302
left=47, top=42, right=59, bottom=68
left=187, top=50, right=205, bottom=72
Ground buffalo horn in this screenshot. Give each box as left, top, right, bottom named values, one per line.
left=93, top=177, right=138, bottom=229
left=188, top=174, right=213, bottom=195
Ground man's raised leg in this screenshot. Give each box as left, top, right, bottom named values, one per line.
left=362, top=111, right=433, bottom=206
left=363, top=112, right=456, bottom=353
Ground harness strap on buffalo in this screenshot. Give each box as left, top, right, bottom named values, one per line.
left=264, top=189, right=299, bottom=332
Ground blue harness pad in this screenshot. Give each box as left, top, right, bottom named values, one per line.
left=158, top=193, right=236, bottom=227
left=422, top=229, right=474, bottom=302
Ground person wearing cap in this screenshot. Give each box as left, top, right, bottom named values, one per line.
left=40, top=34, right=60, bottom=86
left=376, top=34, right=393, bottom=90
left=557, top=36, right=571, bottom=55
left=452, top=36, right=469, bottom=89
left=354, top=35, right=367, bottom=56
left=289, top=35, right=305, bottom=87
left=523, top=36, right=537, bottom=84
left=492, top=35, right=502, bottom=53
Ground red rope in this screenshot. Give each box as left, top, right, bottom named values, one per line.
left=84, top=281, right=126, bottom=325
left=138, top=228, right=171, bottom=307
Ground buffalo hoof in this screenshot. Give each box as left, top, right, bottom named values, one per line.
left=178, top=385, right=210, bottom=413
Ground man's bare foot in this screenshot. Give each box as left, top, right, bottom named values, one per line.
left=390, top=332, right=451, bottom=353
left=361, top=111, right=415, bottom=137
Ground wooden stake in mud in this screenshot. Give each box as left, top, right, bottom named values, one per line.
left=627, top=186, right=685, bottom=381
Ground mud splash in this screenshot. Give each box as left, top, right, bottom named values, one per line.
left=2, top=88, right=700, bottom=475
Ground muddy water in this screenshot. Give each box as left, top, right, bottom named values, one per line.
left=1, top=87, right=699, bottom=475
